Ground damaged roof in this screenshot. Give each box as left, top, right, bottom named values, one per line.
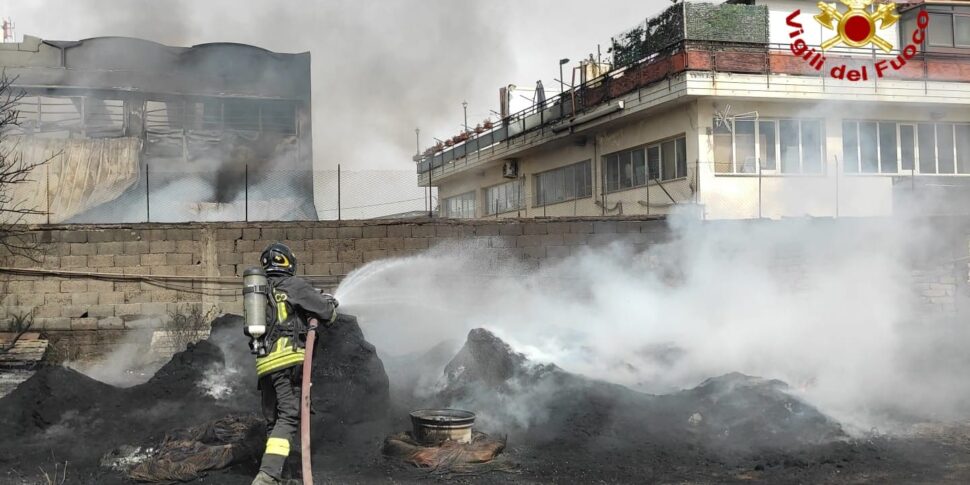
left=0, top=35, right=310, bottom=100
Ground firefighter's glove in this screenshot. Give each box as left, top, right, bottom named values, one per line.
left=321, top=293, right=339, bottom=309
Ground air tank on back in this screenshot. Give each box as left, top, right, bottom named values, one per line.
left=242, top=267, right=269, bottom=357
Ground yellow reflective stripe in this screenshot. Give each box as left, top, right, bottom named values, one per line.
left=256, top=349, right=306, bottom=367
left=274, top=290, right=289, bottom=322
left=256, top=350, right=305, bottom=370
left=256, top=338, right=305, bottom=376
left=265, top=437, right=290, bottom=456
left=256, top=354, right=305, bottom=377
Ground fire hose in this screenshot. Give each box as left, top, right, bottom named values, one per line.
left=301, top=317, right=319, bottom=484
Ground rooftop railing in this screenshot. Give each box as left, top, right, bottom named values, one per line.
left=414, top=3, right=970, bottom=178
left=415, top=1, right=769, bottom=176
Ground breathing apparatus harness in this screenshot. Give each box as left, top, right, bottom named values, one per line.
left=264, top=281, right=306, bottom=353
left=243, top=268, right=306, bottom=357
left=244, top=242, right=305, bottom=357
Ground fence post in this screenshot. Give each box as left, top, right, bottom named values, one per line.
left=46, top=164, right=50, bottom=225
left=145, top=162, right=150, bottom=222
left=602, top=183, right=606, bottom=217
left=695, top=158, right=699, bottom=206
left=758, top=162, right=763, bottom=219
left=646, top=173, right=650, bottom=216
left=574, top=176, right=578, bottom=216
left=834, top=156, right=840, bottom=218
left=337, top=164, right=341, bottom=221
left=244, top=164, right=249, bottom=222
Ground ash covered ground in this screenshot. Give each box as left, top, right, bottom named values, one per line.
left=2, top=315, right=970, bottom=484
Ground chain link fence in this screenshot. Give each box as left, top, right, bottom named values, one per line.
left=10, top=157, right=970, bottom=224
left=20, top=164, right=436, bottom=224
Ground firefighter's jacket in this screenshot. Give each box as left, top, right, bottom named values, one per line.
left=255, top=273, right=337, bottom=378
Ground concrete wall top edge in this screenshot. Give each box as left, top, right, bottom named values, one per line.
left=17, top=215, right=671, bottom=232
left=15, top=214, right=970, bottom=234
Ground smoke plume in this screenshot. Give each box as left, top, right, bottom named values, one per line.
left=2, top=0, right=658, bottom=170
left=336, top=211, right=970, bottom=433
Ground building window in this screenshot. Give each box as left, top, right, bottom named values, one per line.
left=913, top=7, right=970, bottom=50
left=224, top=99, right=260, bottom=131
left=441, top=191, right=476, bottom=218
left=917, top=123, right=970, bottom=174
left=187, top=99, right=296, bottom=133
left=844, top=121, right=970, bottom=175
left=900, top=124, right=916, bottom=171
left=603, top=135, right=687, bottom=193
left=535, top=160, right=591, bottom=206
left=715, top=119, right=823, bottom=174
left=200, top=100, right=222, bottom=130
left=930, top=13, right=955, bottom=47
left=484, top=179, right=525, bottom=215
left=957, top=15, right=970, bottom=46
left=261, top=101, right=297, bottom=134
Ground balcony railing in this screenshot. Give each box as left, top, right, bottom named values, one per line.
left=415, top=3, right=970, bottom=179
left=415, top=2, right=771, bottom=177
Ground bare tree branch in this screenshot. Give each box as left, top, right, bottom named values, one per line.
left=0, top=69, right=59, bottom=260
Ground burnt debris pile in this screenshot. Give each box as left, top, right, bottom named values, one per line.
left=207, top=313, right=390, bottom=425
left=662, top=372, right=846, bottom=449
left=123, top=414, right=265, bottom=483
left=427, top=328, right=845, bottom=453
left=0, top=313, right=391, bottom=484
left=440, top=328, right=560, bottom=397
left=311, top=313, right=391, bottom=424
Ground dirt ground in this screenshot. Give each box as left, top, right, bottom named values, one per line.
left=104, top=418, right=970, bottom=485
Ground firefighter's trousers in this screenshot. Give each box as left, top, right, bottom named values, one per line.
left=258, top=366, right=302, bottom=479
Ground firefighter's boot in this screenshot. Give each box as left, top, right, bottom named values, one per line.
left=251, top=471, right=281, bottom=485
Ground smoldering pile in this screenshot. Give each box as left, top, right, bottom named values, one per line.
left=403, top=328, right=846, bottom=454
left=0, top=314, right=390, bottom=484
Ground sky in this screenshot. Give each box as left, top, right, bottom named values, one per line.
left=0, top=0, right=669, bottom=171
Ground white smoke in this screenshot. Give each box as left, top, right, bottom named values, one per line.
left=66, top=332, right=163, bottom=388
left=336, top=211, right=969, bottom=433
left=198, top=363, right=240, bottom=399
left=0, top=0, right=654, bottom=172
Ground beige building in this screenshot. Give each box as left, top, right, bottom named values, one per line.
left=416, top=0, right=970, bottom=220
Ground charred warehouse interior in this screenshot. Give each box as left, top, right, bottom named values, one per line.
left=0, top=35, right=314, bottom=223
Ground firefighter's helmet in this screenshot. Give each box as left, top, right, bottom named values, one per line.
left=260, top=242, right=296, bottom=276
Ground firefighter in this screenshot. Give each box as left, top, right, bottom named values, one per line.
left=252, top=242, right=338, bottom=485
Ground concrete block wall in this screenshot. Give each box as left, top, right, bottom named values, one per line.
left=1, top=216, right=968, bottom=359
left=0, top=217, right=670, bottom=339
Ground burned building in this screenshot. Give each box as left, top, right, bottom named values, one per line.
left=0, top=35, right=313, bottom=223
